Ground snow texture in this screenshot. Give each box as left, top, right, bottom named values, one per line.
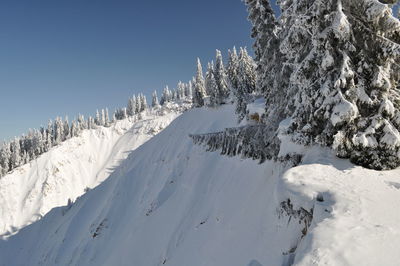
left=1, top=105, right=399, bottom=266
left=0, top=108, right=181, bottom=237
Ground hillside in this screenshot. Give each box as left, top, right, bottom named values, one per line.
left=1, top=104, right=399, bottom=266
left=0, top=106, right=182, bottom=237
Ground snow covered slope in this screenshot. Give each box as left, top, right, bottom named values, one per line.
left=0, top=105, right=399, bottom=266
left=0, top=108, right=181, bottom=237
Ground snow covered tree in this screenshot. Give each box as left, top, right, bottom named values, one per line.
left=152, top=91, right=159, bottom=107
left=63, top=116, right=70, bottom=141
left=70, top=121, right=78, bottom=137
left=135, top=95, right=142, bottom=113
left=105, top=108, right=110, bottom=127
left=140, top=94, right=147, bottom=111
left=100, top=109, right=105, bottom=126
left=238, top=47, right=256, bottom=95
left=53, top=117, right=63, bottom=145
left=161, top=86, right=172, bottom=105
left=177, top=81, right=185, bottom=99
left=244, top=0, right=400, bottom=169
left=127, top=96, right=136, bottom=116
left=228, top=47, right=257, bottom=122
left=245, top=0, right=281, bottom=101
left=209, top=73, right=220, bottom=107
left=193, top=58, right=207, bottom=107
left=185, top=81, right=193, bottom=99
left=205, top=62, right=215, bottom=96
left=214, top=50, right=230, bottom=104
left=227, top=47, right=240, bottom=91
left=45, top=121, right=53, bottom=151
left=0, top=142, right=11, bottom=175
left=95, top=110, right=101, bottom=126
left=88, top=116, right=95, bottom=129
left=10, top=138, right=21, bottom=169
left=205, top=63, right=219, bottom=107
left=112, top=113, right=116, bottom=123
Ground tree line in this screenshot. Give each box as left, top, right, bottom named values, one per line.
left=0, top=46, right=256, bottom=177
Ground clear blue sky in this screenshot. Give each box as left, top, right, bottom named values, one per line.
left=0, top=0, right=277, bottom=141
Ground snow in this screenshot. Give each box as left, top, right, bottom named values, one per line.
left=381, top=122, right=400, bottom=147
left=285, top=149, right=400, bottom=266
left=0, top=104, right=400, bottom=266
left=247, top=97, right=265, bottom=116
left=0, top=108, right=181, bottom=237
left=330, top=98, right=358, bottom=126
left=321, top=51, right=334, bottom=70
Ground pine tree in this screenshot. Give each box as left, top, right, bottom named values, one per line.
left=78, top=114, right=86, bottom=130
left=0, top=142, right=11, bottom=175
left=95, top=110, right=100, bottom=126
left=227, top=47, right=240, bottom=91
left=161, top=86, right=172, bottom=105
left=238, top=47, right=256, bottom=95
left=100, top=109, right=106, bottom=126
left=10, top=138, right=21, bottom=169
left=122, top=107, right=128, bottom=119
left=71, top=121, right=78, bottom=137
left=127, top=96, right=136, bottom=116
left=136, top=95, right=142, bottom=113
left=208, top=72, right=219, bottom=107
left=140, top=94, right=147, bottom=111
left=105, top=108, right=110, bottom=127
left=245, top=0, right=280, bottom=100
left=54, top=117, right=63, bottom=145
left=205, top=62, right=216, bottom=97
left=214, top=50, right=229, bottom=104
left=152, top=91, right=159, bottom=107
left=185, top=81, right=193, bottom=99
left=245, top=0, right=400, bottom=169
left=88, top=116, right=95, bottom=129
left=177, top=81, right=185, bottom=99
left=193, top=58, right=207, bottom=107
left=63, top=116, right=70, bottom=141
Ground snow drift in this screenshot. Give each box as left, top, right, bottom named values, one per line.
left=0, top=105, right=399, bottom=266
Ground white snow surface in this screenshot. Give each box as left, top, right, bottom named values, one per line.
left=0, top=108, right=181, bottom=237
left=0, top=105, right=400, bottom=266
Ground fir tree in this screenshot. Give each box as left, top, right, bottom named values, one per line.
left=227, top=47, right=240, bottom=91
left=135, top=95, right=142, bottom=113
left=214, top=50, right=229, bottom=104
left=161, top=86, right=172, bottom=105
left=193, top=58, right=207, bottom=107
left=0, top=142, right=11, bottom=175
left=63, top=116, right=70, bottom=141
left=10, top=138, right=21, bottom=169
left=185, top=81, right=193, bottom=99
left=140, top=94, right=147, bottom=111
left=205, top=62, right=215, bottom=96
left=152, top=91, right=159, bottom=107
left=127, top=96, right=136, bottom=116
left=95, top=110, right=101, bottom=126
left=245, top=0, right=400, bottom=169
left=105, top=108, right=110, bottom=127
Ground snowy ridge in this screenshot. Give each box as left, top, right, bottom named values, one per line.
left=0, top=106, right=182, bottom=237
left=1, top=105, right=399, bottom=266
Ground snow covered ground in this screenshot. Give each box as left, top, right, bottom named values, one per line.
left=0, top=104, right=399, bottom=266
left=0, top=107, right=181, bottom=237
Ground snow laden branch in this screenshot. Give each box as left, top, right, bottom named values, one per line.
left=190, top=125, right=302, bottom=166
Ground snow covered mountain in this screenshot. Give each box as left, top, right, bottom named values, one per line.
left=0, top=106, right=182, bottom=237
left=1, top=104, right=399, bottom=266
